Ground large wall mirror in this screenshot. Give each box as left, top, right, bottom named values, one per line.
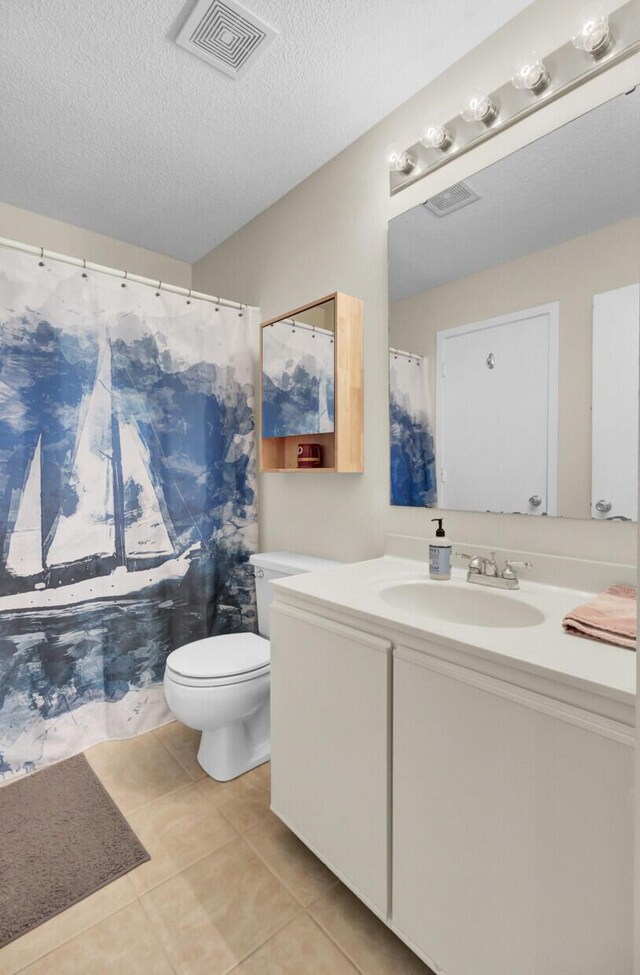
left=388, top=85, right=640, bottom=521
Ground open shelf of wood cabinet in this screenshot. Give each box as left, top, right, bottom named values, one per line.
left=268, top=467, right=338, bottom=473
left=259, top=292, right=363, bottom=473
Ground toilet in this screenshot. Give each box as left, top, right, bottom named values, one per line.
left=163, top=551, right=341, bottom=781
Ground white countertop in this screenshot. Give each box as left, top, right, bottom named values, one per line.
left=271, top=555, right=636, bottom=710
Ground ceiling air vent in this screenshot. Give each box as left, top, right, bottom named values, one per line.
left=423, top=181, right=481, bottom=217
left=176, top=0, right=277, bottom=79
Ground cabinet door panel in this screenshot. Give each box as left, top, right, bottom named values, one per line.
left=270, top=603, right=391, bottom=914
left=392, top=650, right=633, bottom=975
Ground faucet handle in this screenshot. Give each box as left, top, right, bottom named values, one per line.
left=502, top=559, right=533, bottom=580
left=455, top=552, right=483, bottom=574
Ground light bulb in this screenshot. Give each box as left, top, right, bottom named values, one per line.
left=420, top=124, right=453, bottom=152
left=572, top=6, right=612, bottom=56
left=460, top=91, right=498, bottom=126
left=387, top=147, right=415, bottom=175
left=511, top=52, right=550, bottom=93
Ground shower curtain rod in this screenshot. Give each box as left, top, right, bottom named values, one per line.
left=0, top=236, right=259, bottom=312
left=278, top=318, right=334, bottom=336
left=390, top=346, right=425, bottom=361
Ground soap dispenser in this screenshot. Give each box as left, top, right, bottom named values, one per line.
left=429, top=518, right=451, bottom=580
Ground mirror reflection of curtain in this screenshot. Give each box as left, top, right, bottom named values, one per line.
left=262, top=320, right=335, bottom=437
left=389, top=350, right=437, bottom=506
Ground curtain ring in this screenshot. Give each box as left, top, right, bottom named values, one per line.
left=38, top=246, right=45, bottom=267
left=121, top=270, right=128, bottom=288
left=215, top=296, right=220, bottom=312
left=186, top=288, right=192, bottom=305
left=82, top=257, right=88, bottom=278
left=156, top=281, right=162, bottom=296
left=237, top=301, right=243, bottom=318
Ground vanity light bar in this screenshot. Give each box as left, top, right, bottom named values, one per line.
left=389, top=0, right=640, bottom=195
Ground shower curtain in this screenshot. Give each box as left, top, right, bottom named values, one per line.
left=389, top=351, right=437, bottom=507
left=0, top=246, right=258, bottom=778
left=262, top=319, right=335, bottom=437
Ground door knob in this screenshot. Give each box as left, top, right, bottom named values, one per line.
left=595, top=499, right=612, bottom=513
left=528, top=495, right=542, bottom=507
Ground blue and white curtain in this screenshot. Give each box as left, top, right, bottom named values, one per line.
left=0, top=246, right=258, bottom=778
left=389, top=350, right=437, bottom=507
left=262, top=319, right=334, bottom=437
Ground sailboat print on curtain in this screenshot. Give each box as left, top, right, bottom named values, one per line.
left=5, top=437, right=43, bottom=578
left=2, top=342, right=198, bottom=613
left=0, top=246, right=257, bottom=778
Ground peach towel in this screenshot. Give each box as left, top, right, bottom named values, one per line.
left=562, top=584, right=636, bottom=650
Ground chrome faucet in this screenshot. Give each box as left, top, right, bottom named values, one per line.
left=456, top=551, right=532, bottom=590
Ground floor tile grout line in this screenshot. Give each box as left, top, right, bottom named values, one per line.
left=134, top=885, right=187, bottom=975
left=123, top=776, right=206, bottom=816
left=207, top=784, right=272, bottom=831
left=135, top=832, right=304, bottom=974
left=84, top=726, right=165, bottom=770
left=124, top=776, right=243, bottom=832
left=131, top=832, right=242, bottom=898
left=137, top=844, right=304, bottom=975
left=307, top=905, right=371, bottom=975
left=303, top=876, right=341, bottom=908
left=304, top=910, right=363, bottom=973
left=152, top=728, right=206, bottom=782
left=234, top=831, right=310, bottom=910
left=111, top=777, right=198, bottom=818
left=148, top=728, right=203, bottom=779
left=10, top=888, right=139, bottom=975
left=240, top=826, right=339, bottom=912
left=214, top=800, right=266, bottom=834
left=223, top=911, right=326, bottom=973
left=226, top=904, right=307, bottom=973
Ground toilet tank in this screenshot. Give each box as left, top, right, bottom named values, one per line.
left=249, top=551, right=343, bottom=638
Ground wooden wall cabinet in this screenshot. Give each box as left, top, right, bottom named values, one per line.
left=259, top=292, right=363, bottom=473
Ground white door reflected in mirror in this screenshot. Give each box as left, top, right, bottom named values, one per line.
left=435, top=304, right=558, bottom=516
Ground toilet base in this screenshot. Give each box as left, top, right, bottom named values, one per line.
left=197, top=701, right=270, bottom=781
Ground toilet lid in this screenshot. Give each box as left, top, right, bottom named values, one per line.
left=166, top=632, right=270, bottom=681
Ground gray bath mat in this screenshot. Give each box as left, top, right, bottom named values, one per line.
left=0, top=753, right=150, bottom=947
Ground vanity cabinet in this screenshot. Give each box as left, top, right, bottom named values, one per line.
left=269, top=592, right=634, bottom=975
left=392, top=646, right=633, bottom=975
left=269, top=603, right=391, bottom=914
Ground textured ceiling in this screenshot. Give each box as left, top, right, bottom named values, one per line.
left=389, top=86, right=640, bottom=301
left=0, top=0, right=530, bottom=262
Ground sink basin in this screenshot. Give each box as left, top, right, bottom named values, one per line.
left=380, top=581, right=545, bottom=629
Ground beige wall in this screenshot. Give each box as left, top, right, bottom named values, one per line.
left=0, top=201, right=191, bottom=288
left=390, top=216, right=640, bottom=520
left=192, top=0, right=639, bottom=568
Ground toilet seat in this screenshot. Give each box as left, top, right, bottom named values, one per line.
left=165, top=632, right=270, bottom=688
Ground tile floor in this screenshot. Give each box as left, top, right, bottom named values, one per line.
left=1, top=722, right=434, bottom=975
